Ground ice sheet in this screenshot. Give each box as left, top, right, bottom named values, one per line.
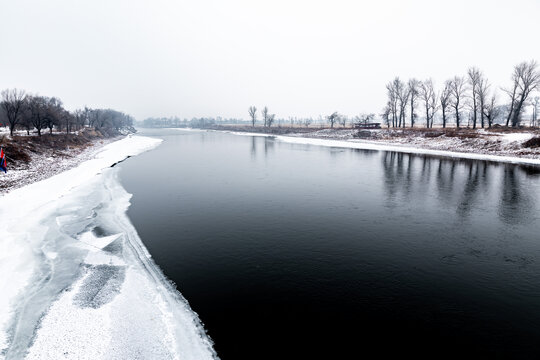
left=0, top=135, right=217, bottom=359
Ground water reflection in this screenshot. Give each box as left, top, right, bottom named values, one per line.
left=264, top=137, right=274, bottom=157
left=499, top=165, right=532, bottom=225
left=381, top=152, right=535, bottom=225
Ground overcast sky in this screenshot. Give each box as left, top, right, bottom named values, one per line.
left=1, top=0, right=539, bottom=120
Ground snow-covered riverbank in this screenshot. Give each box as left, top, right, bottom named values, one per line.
left=0, top=134, right=121, bottom=195
left=0, top=135, right=218, bottom=359
left=220, top=127, right=540, bottom=166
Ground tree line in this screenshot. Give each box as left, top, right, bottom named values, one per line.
left=383, top=60, right=540, bottom=129
left=0, top=88, right=134, bottom=137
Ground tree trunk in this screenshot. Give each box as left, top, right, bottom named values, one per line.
left=442, top=107, right=446, bottom=128
left=472, top=97, right=477, bottom=129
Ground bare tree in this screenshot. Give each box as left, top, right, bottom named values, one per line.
left=44, top=97, right=63, bottom=134
left=327, top=112, right=339, bottom=128
left=394, top=78, right=409, bottom=127
left=505, top=60, right=540, bottom=127
left=477, top=74, right=490, bottom=128
left=440, top=80, right=452, bottom=128
left=381, top=106, right=391, bottom=128
left=532, top=96, right=539, bottom=127
left=355, top=113, right=375, bottom=126
left=468, top=67, right=482, bottom=129
left=20, top=99, right=33, bottom=135
left=339, top=115, right=347, bottom=127
left=267, top=113, right=275, bottom=127
left=248, top=106, right=257, bottom=127
left=74, top=109, right=87, bottom=131
left=419, top=79, right=438, bottom=128
left=26, top=95, right=49, bottom=136
left=483, top=93, right=499, bottom=128
left=261, top=106, right=269, bottom=127
left=1, top=88, right=26, bottom=136
left=408, top=79, right=420, bottom=127
left=385, top=80, right=399, bottom=127
left=449, top=76, right=467, bottom=128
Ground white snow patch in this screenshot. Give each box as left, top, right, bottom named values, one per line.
left=499, top=132, right=535, bottom=143
left=0, top=135, right=162, bottom=354
left=244, top=134, right=540, bottom=166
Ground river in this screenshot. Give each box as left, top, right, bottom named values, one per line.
left=119, top=128, right=540, bottom=359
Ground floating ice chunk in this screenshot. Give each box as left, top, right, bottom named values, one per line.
left=79, top=231, right=122, bottom=250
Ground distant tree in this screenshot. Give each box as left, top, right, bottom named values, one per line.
left=267, top=113, right=276, bottom=127
left=385, top=81, right=399, bottom=127
left=532, top=96, right=539, bottom=127
left=20, top=99, right=33, bottom=135
left=62, top=110, right=76, bottom=134
left=449, top=76, right=467, bottom=128
left=26, top=95, right=49, bottom=136
left=44, top=97, right=63, bottom=134
left=261, top=106, right=269, bottom=127
left=395, top=78, right=409, bottom=127
left=439, top=80, right=452, bottom=128
left=88, top=109, right=101, bottom=128
left=355, top=113, right=375, bottom=126
left=467, top=67, right=482, bottom=129
left=74, top=109, right=87, bottom=131
left=339, top=115, right=347, bottom=127
left=419, top=79, right=438, bottom=128
left=303, top=117, right=313, bottom=127
left=477, top=73, right=490, bottom=128
left=327, top=112, right=339, bottom=128
left=504, top=60, right=540, bottom=127
left=1, top=88, right=26, bottom=136
left=483, top=93, right=500, bottom=128
left=381, top=106, right=391, bottom=128
left=248, top=106, right=257, bottom=127
left=408, top=79, right=420, bottom=127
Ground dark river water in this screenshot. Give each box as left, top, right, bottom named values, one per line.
left=119, top=128, right=540, bottom=359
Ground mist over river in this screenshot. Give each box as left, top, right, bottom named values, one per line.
left=120, top=128, right=540, bottom=359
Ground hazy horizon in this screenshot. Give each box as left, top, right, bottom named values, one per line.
left=1, top=0, right=539, bottom=120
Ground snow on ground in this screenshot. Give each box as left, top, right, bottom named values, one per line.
left=0, top=135, right=217, bottom=359
left=499, top=132, right=535, bottom=143
left=0, top=136, right=161, bottom=353
left=275, top=135, right=540, bottom=165
left=222, top=128, right=540, bottom=165
left=0, top=137, right=117, bottom=195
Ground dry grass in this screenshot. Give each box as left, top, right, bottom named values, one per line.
left=0, top=128, right=115, bottom=168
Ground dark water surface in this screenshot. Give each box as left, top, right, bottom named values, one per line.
left=119, top=128, right=540, bottom=359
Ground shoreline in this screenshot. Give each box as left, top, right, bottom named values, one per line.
left=1, top=135, right=123, bottom=195
left=0, top=135, right=163, bottom=352
left=195, top=127, right=540, bottom=167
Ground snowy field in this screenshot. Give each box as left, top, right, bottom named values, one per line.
left=0, top=136, right=217, bottom=359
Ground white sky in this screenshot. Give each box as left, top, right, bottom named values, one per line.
left=1, top=0, right=539, bottom=120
